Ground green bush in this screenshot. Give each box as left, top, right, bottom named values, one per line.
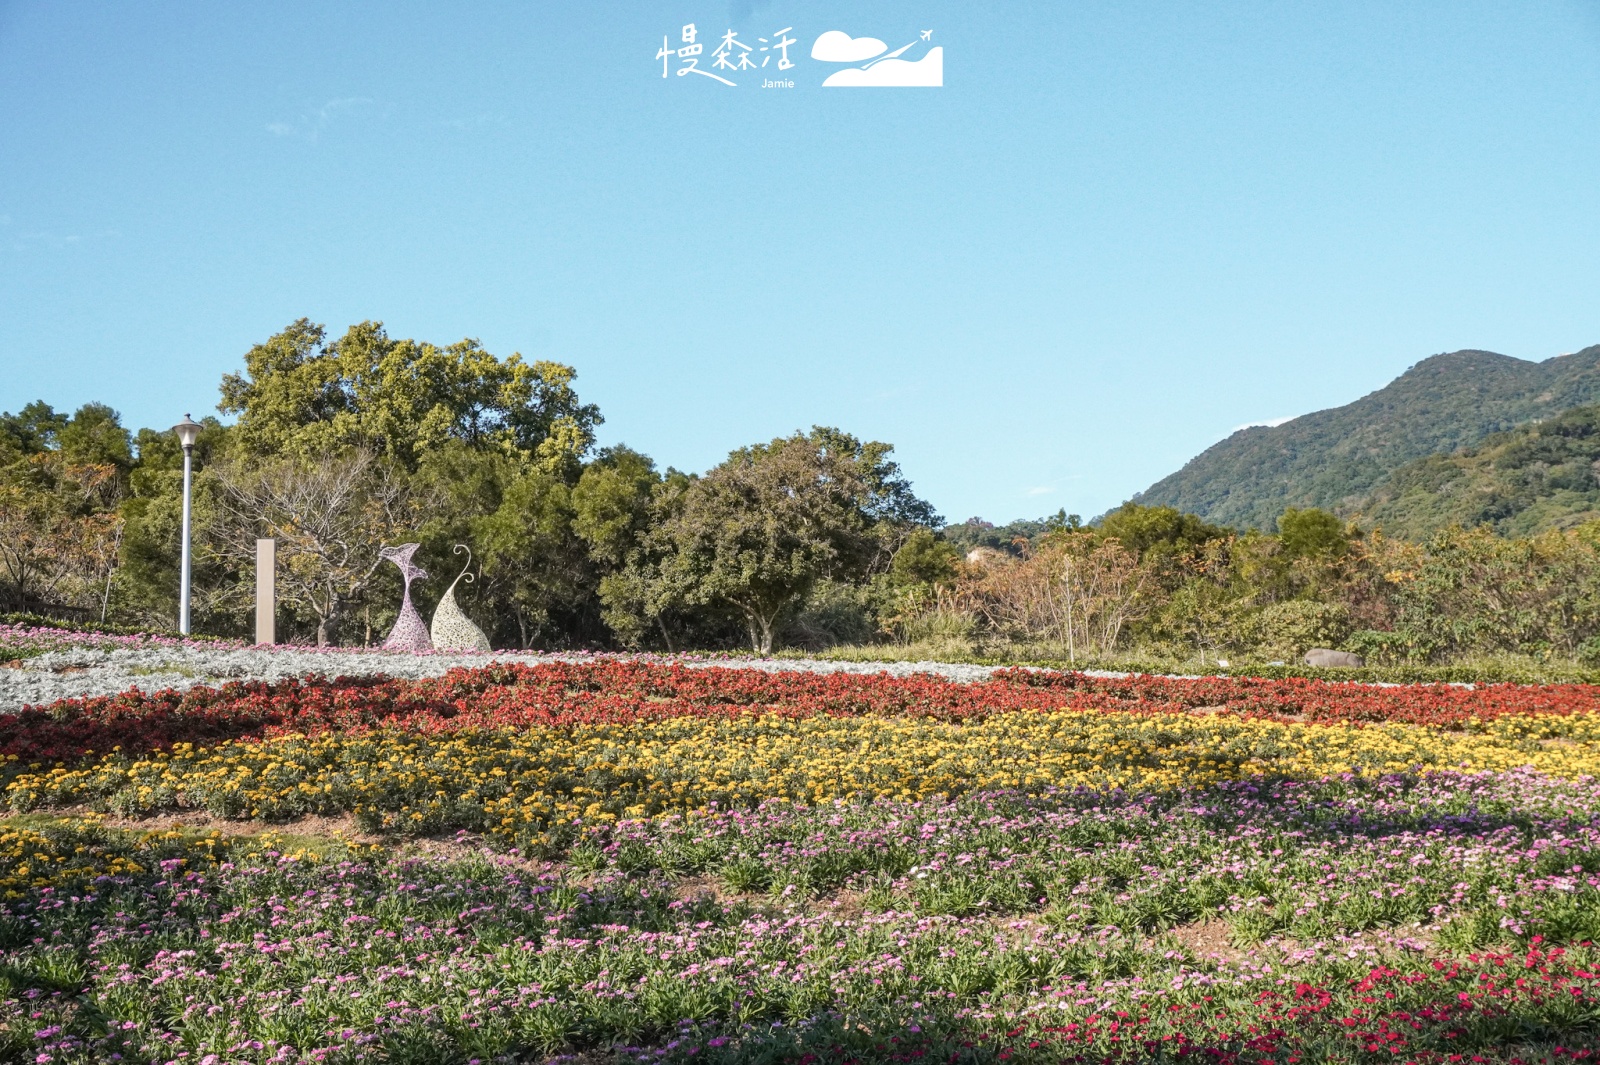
left=1578, top=636, right=1600, bottom=667
left=783, top=581, right=878, bottom=650
left=0, top=612, right=220, bottom=641
left=807, top=640, right=1600, bottom=684
left=1254, top=600, right=1353, bottom=660
left=1344, top=627, right=1441, bottom=666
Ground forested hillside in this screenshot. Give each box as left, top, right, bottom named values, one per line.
left=1356, top=403, right=1600, bottom=539
left=1130, top=345, right=1600, bottom=529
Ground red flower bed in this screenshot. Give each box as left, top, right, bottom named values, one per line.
left=0, top=662, right=1067, bottom=763
left=997, top=668, right=1600, bottom=726
left=5, top=659, right=1600, bottom=766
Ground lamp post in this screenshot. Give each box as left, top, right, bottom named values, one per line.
left=171, top=415, right=203, bottom=635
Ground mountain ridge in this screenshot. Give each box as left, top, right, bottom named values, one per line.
left=1127, top=344, right=1600, bottom=530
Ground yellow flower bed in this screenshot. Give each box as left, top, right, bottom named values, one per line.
left=0, top=822, right=148, bottom=896
left=0, top=820, right=272, bottom=897
left=0, top=815, right=381, bottom=896
left=7, top=710, right=1599, bottom=849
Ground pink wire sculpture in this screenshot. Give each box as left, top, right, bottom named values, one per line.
left=379, top=543, right=434, bottom=652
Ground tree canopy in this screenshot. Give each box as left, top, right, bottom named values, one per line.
left=219, top=319, right=601, bottom=475
left=643, top=428, right=939, bottom=653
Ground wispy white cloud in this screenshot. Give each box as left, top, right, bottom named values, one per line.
left=1025, top=485, right=1054, bottom=496
left=1231, top=415, right=1295, bottom=433
left=264, top=96, right=376, bottom=141
left=319, top=96, right=372, bottom=121
left=6, top=227, right=119, bottom=252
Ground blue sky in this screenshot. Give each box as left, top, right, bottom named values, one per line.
left=3, top=1, right=1598, bottom=523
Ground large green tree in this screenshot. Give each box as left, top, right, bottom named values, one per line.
left=470, top=467, right=592, bottom=648
left=643, top=428, right=938, bottom=653
left=0, top=403, right=132, bottom=618
left=576, top=452, right=707, bottom=650
left=219, top=319, right=601, bottom=475
left=0, top=401, right=68, bottom=465
left=571, top=446, right=662, bottom=570
left=1097, top=503, right=1230, bottom=558
left=190, top=320, right=611, bottom=645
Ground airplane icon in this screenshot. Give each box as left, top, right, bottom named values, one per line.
left=920, top=30, right=932, bottom=41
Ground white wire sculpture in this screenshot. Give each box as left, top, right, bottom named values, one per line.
left=430, top=544, right=492, bottom=652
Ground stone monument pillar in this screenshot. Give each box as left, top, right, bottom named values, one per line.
left=255, top=538, right=276, bottom=645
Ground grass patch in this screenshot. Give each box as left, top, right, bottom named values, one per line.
left=784, top=641, right=1600, bottom=685
left=124, top=663, right=203, bottom=678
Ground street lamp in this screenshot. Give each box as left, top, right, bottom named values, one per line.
left=171, top=414, right=203, bottom=635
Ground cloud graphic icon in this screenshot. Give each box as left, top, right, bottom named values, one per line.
left=823, top=46, right=943, bottom=87
left=811, top=30, right=888, bottom=63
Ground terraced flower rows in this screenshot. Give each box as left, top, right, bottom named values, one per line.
left=2, top=661, right=1600, bottom=1063
left=9, top=659, right=1600, bottom=762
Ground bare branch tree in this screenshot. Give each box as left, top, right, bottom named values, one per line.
left=0, top=458, right=124, bottom=616
left=957, top=534, right=1152, bottom=658
left=206, top=451, right=426, bottom=645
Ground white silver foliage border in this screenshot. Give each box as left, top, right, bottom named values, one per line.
left=0, top=647, right=1008, bottom=711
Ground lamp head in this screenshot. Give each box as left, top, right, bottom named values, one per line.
left=172, top=414, right=203, bottom=449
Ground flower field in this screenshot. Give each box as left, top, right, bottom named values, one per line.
left=2, top=662, right=1600, bottom=1062
left=0, top=623, right=243, bottom=658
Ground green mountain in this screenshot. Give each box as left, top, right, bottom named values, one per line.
left=1128, top=345, right=1600, bottom=530
left=1354, top=403, right=1600, bottom=539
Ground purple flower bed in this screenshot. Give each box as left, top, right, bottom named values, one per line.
left=2, top=770, right=1599, bottom=1062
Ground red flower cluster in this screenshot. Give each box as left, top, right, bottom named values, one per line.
left=1026, top=944, right=1600, bottom=1063
left=5, top=659, right=1598, bottom=765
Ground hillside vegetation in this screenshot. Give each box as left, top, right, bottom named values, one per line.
left=1356, top=402, right=1600, bottom=539
left=1131, top=344, right=1600, bottom=529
